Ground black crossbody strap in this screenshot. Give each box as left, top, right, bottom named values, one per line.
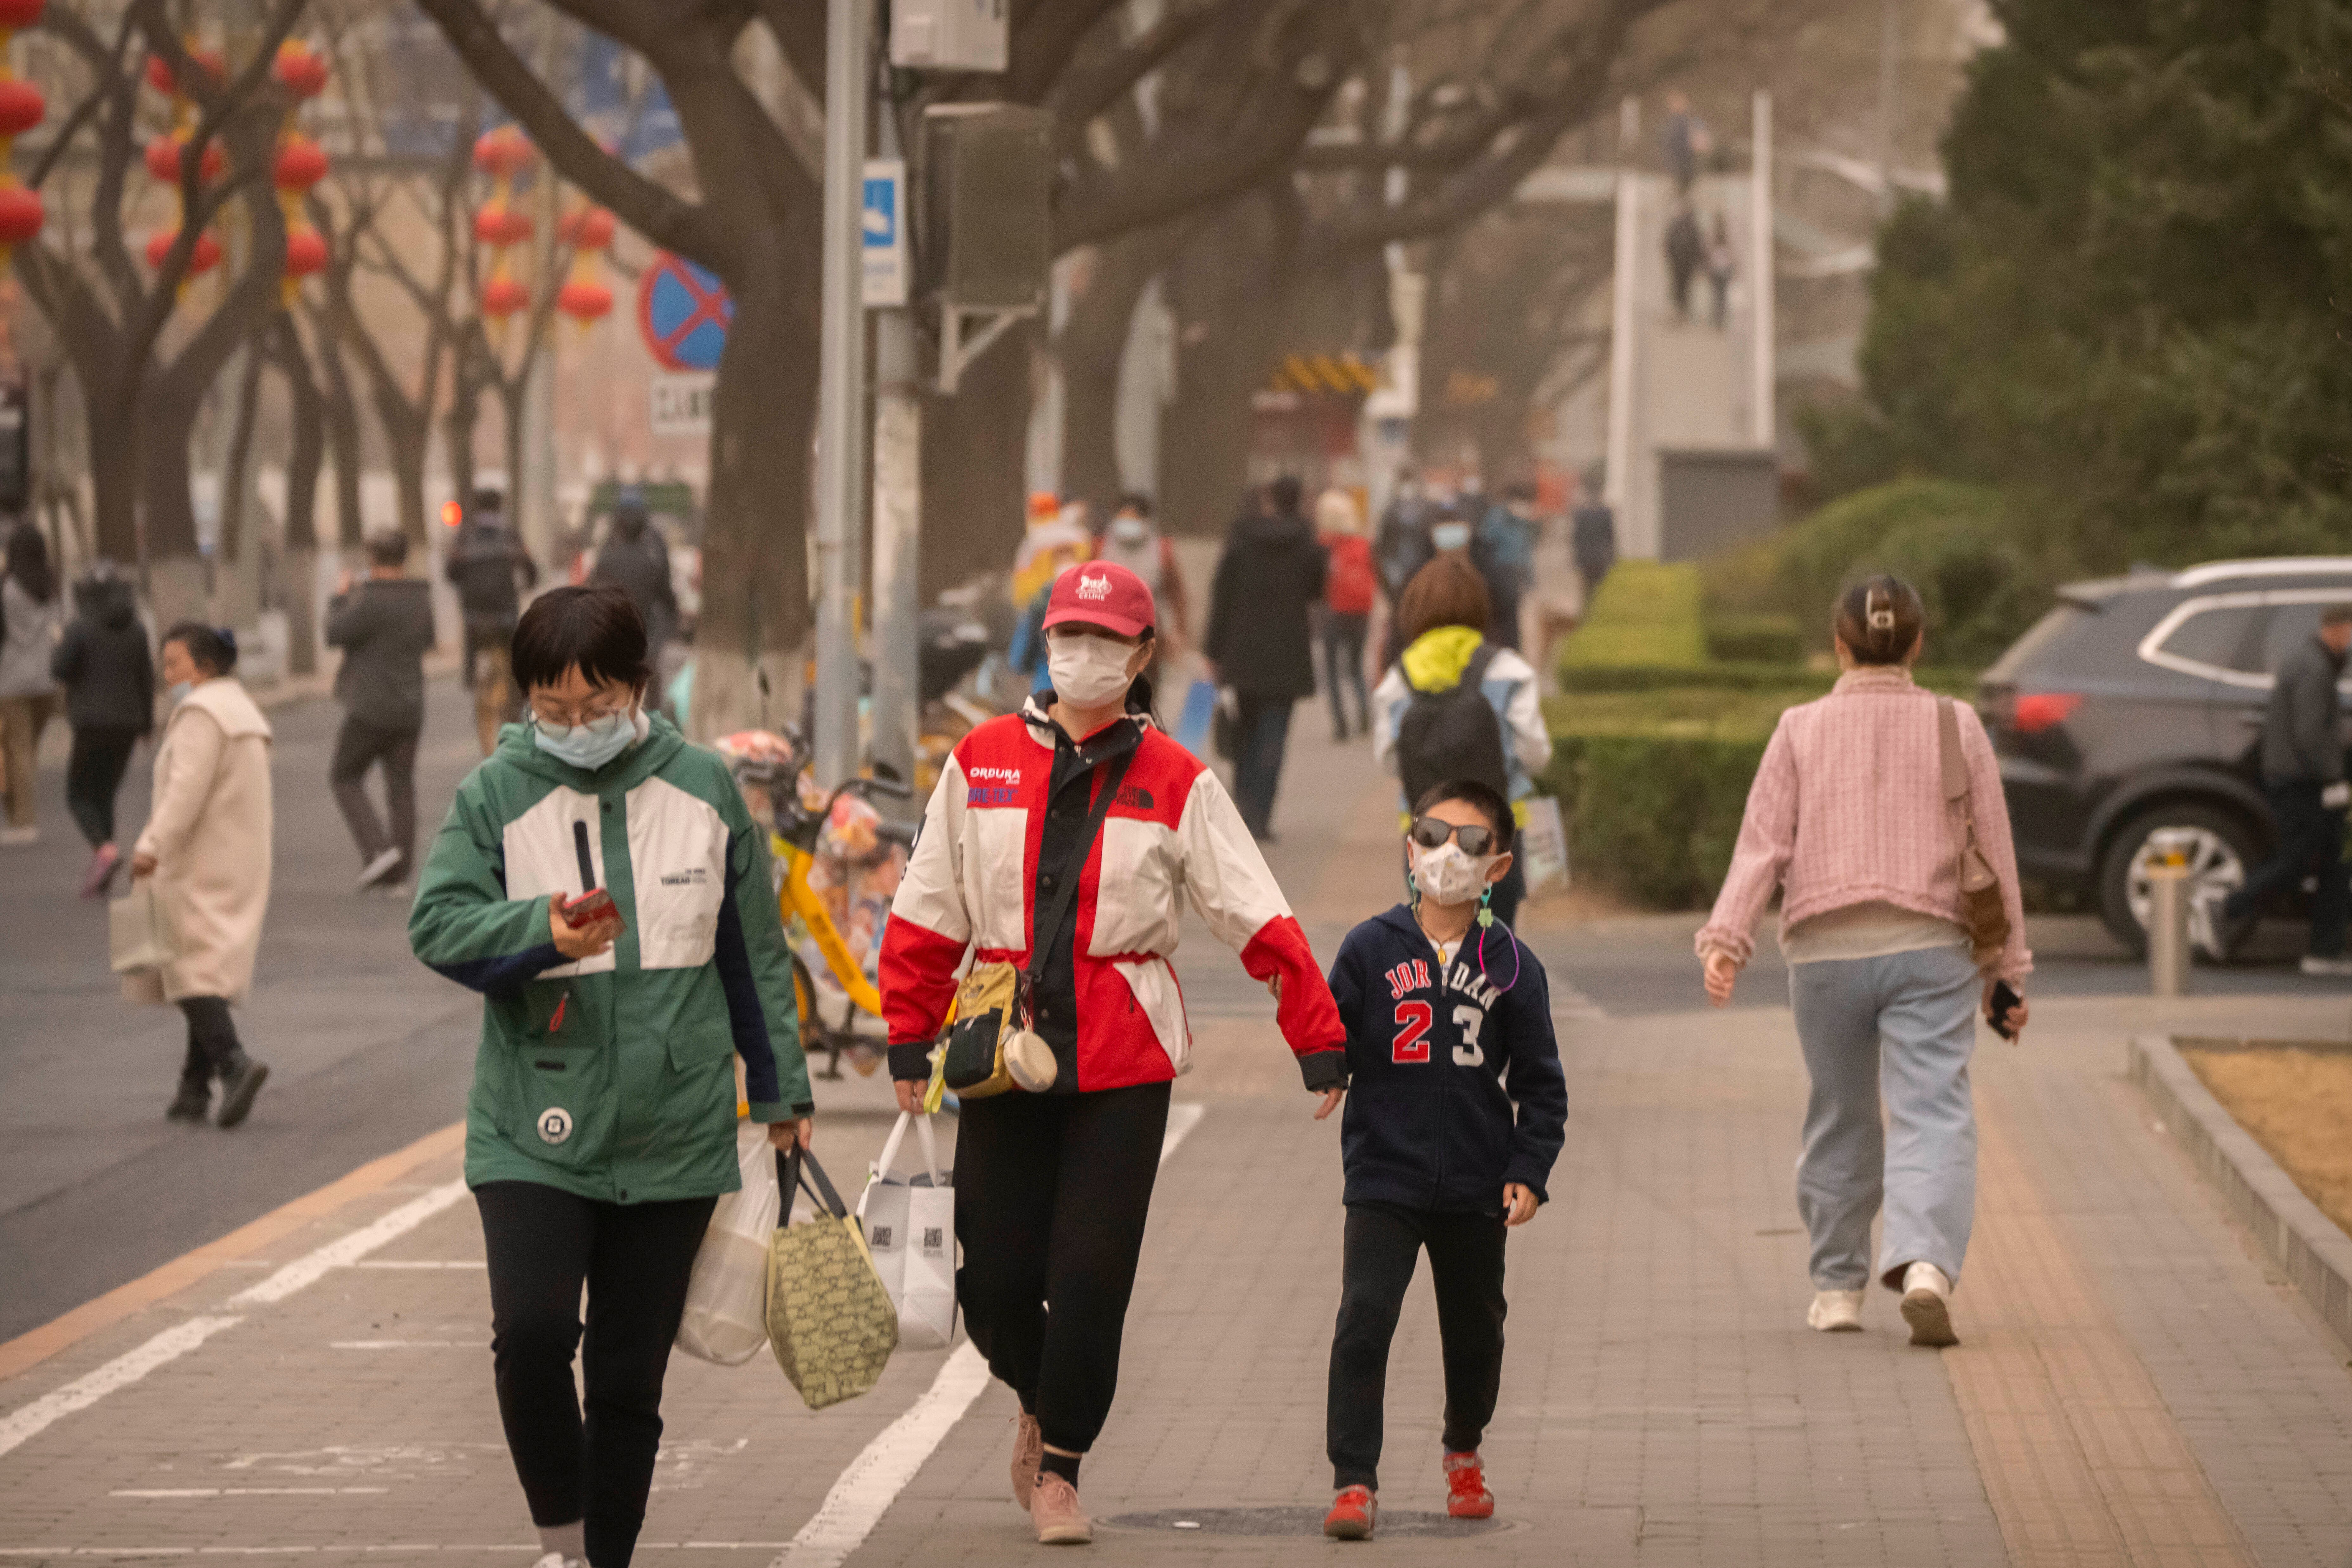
left=1027, top=744, right=1138, bottom=988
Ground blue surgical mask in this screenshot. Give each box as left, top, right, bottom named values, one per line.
left=1433, top=522, right=1473, bottom=552
left=534, top=706, right=648, bottom=771
left=166, top=681, right=192, bottom=706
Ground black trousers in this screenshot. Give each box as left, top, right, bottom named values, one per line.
left=955, top=1081, right=1170, bottom=1456
left=2226, top=780, right=2350, bottom=958
left=476, top=1181, right=716, bottom=1568
left=177, top=996, right=242, bottom=1086
left=330, top=716, right=421, bottom=871
left=1231, top=696, right=1294, bottom=839
left=1327, top=1202, right=1507, bottom=1491
left=66, top=725, right=139, bottom=849
left=1324, top=614, right=1370, bottom=738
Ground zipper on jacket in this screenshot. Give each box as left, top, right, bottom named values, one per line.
left=548, top=991, right=569, bottom=1033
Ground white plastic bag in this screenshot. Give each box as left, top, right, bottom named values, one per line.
left=676, top=1121, right=782, bottom=1365
left=857, top=1111, right=957, bottom=1351
left=1519, top=795, right=1570, bottom=895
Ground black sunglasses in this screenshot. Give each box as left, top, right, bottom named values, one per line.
left=1409, top=816, right=1499, bottom=857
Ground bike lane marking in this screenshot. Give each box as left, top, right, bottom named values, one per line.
left=767, top=1102, right=1207, bottom=1568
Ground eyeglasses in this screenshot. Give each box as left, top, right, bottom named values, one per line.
left=1409, top=816, right=1499, bottom=857
left=530, top=693, right=635, bottom=729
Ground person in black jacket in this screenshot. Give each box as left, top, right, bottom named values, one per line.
left=1317, top=778, right=1567, bottom=1541
left=445, top=489, right=537, bottom=754
left=588, top=491, right=678, bottom=667
left=49, top=560, right=152, bottom=897
left=327, top=531, right=438, bottom=891
left=1203, top=475, right=1326, bottom=839
left=2209, top=606, right=2352, bottom=972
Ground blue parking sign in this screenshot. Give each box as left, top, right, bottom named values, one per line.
left=863, top=158, right=907, bottom=308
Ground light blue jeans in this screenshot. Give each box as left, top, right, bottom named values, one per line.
left=1787, top=943, right=1979, bottom=1292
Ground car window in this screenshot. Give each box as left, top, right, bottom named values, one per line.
left=2156, top=606, right=2263, bottom=674
left=2258, top=598, right=2352, bottom=674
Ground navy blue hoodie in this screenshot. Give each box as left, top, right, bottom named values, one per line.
left=1326, top=903, right=1568, bottom=1213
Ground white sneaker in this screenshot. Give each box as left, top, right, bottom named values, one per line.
left=1899, top=1261, right=1957, bottom=1347
left=355, top=847, right=404, bottom=890
left=530, top=1556, right=585, bottom=1568
left=1807, top=1288, right=1865, bottom=1332
left=2300, top=954, right=2352, bottom=977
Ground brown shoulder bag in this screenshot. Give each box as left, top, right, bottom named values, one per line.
left=1936, top=696, right=2011, bottom=970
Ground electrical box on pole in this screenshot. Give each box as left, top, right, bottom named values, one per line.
left=890, top=0, right=1009, bottom=73
left=921, top=103, right=1052, bottom=390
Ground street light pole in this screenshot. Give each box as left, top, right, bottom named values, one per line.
left=811, top=0, right=872, bottom=787
left=868, top=105, right=921, bottom=795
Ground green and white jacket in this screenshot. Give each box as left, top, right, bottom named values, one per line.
left=410, top=714, right=810, bottom=1203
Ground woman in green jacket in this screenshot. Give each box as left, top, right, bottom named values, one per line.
left=410, top=586, right=812, bottom=1568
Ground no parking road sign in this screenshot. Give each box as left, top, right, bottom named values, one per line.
left=636, top=253, right=734, bottom=372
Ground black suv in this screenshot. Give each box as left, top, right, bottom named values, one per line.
left=1979, top=557, right=2352, bottom=954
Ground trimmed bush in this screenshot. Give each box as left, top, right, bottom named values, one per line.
left=1542, top=733, right=1770, bottom=908
left=1561, top=560, right=1706, bottom=669
left=1704, top=613, right=1805, bottom=663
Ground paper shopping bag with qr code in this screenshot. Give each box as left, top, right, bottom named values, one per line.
left=856, top=1111, right=958, bottom=1350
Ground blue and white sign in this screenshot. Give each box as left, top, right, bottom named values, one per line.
left=863, top=158, right=908, bottom=308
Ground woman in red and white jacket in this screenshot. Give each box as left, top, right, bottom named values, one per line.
left=880, top=560, right=1346, bottom=1545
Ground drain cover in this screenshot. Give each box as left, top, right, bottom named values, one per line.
left=1102, top=1506, right=1506, bottom=1538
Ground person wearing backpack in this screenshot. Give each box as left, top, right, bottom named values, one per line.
left=1371, top=558, right=1552, bottom=927
left=1317, top=488, right=1376, bottom=741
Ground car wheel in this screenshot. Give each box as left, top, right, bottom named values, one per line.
left=2097, top=804, right=2258, bottom=958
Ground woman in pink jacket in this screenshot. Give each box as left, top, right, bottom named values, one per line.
left=1695, top=576, right=2030, bottom=1349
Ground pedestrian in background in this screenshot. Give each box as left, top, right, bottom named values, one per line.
left=326, top=530, right=437, bottom=894
left=588, top=489, right=678, bottom=670
left=1571, top=469, right=1617, bottom=603
left=1665, top=204, right=1704, bottom=324
left=447, top=488, right=538, bottom=755
left=1662, top=89, right=1705, bottom=193
left=133, top=624, right=274, bottom=1130
left=1092, top=492, right=1189, bottom=661
left=2203, top=604, right=2352, bottom=973
left=1477, top=483, right=1540, bottom=652
left=1706, top=211, right=1737, bottom=330
left=1696, top=576, right=2031, bottom=1349
left=409, top=586, right=813, bottom=1568
left=1206, top=474, right=1327, bottom=840
left=1375, top=468, right=1437, bottom=607
left=0, top=522, right=63, bottom=845
left=1371, top=558, right=1552, bottom=928
left=1317, top=488, right=1375, bottom=741
left=50, top=560, right=153, bottom=897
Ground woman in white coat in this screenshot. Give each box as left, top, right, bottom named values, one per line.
left=131, top=624, right=275, bottom=1128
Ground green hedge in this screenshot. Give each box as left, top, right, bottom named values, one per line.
left=1560, top=560, right=1706, bottom=669
left=1704, top=612, right=1806, bottom=664
left=1541, top=733, right=1769, bottom=908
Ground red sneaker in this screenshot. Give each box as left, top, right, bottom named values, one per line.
left=1444, top=1451, right=1494, bottom=1519
left=1323, top=1485, right=1377, bottom=1540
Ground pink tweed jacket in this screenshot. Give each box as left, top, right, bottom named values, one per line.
left=1695, top=666, right=2032, bottom=982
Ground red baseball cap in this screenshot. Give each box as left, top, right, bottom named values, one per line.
left=1041, top=561, right=1156, bottom=640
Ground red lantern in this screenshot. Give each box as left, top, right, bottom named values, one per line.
left=145, top=47, right=225, bottom=97
left=0, top=0, right=47, bottom=31
left=271, top=40, right=329, bottom=100
left=0, top=78, right=42, bottom=138
left=479, top=275, right=530, bottom=319
left=145, top=229, right=223, bottom=275
left=557, top=206, right=616, bottom=250
left=273, top=134, right=328, bottom=193
left=472, top=204, right=533, bottom=247
left=283, top=226, right=328, bottom=277
left=471, top=126, right=534, bottom=179
left=556, top=278, right=613, bottom=323
left=145, top=133, right=225, bottom=185
left=0, top=183, right=44, bottom=247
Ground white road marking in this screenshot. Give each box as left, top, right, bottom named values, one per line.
left=0, top=1316, right=242, bottom=1460
left=768, top=1102, right=1207, bottom=1568
left=344, top=1260, right=485, bottom=1270
left=111, top=1488, right=390, bottom=1498
left=327, top=1341, right=488, bottom=1350
left=0, top=1180, right=471, bottom=1458
left=0, top=1546, right=793, bottom=1557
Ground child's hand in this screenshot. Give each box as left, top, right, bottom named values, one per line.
left=1313, top=1087, right=1345, bottom=1120
left=1502, top=1183, right=1537, bottom=1226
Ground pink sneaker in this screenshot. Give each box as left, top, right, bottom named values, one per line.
left=81, top=842, right=120, bottom=899
left=1029, top=1473, right=1092, bottom=1545
left=1009, top=1413, right=1042, bottom=1509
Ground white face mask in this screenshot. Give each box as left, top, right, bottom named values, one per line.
left=1047, top=635, right=1139, bottom=708
left=1109, top=515, right=1152, bottom=546
left=1410, top=842, right=1498, bottom=906
left=1432, top=522, right=1473, bottom=553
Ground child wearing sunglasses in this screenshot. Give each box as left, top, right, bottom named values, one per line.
left=1315, top=778, right=1568, bottom=1540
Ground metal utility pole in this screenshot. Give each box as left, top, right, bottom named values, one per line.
left=1750, top=91, right=1776, bottom=450
left=811, top=0, right=872, bottom=788
left=1602, top=97, right=1639, bottom=537
left=868, top=108, right=921, bottom=794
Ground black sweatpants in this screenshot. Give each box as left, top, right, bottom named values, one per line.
left=1327, top=1202, right=1508, bottom=1491
left=177, top=996, right=242, bottom=1086
left=66, top=724, right=139, bottom=848
left=955, top=1081, right=1170, bottom=1457
left=476, top=1181, right=717, bottom=1568
left=330, top=716, right=421, bottom=872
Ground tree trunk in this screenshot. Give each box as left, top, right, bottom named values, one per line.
left=690, top=249, right=820, bottom=741
left=386, top=414, right=430, bottom=548
left=219, top=346, right=264, bottom=571
left=270, top=315, right=327, bottom=676
left=918, top=318, right=1036, bottom=602
left=1160, top=199, right=1292, bottom=537
left=1058, top=232, right=1166, bottom=513
left=86, top=386, right=141, bottom=568
left=317, top=326, right=366, bottom=551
